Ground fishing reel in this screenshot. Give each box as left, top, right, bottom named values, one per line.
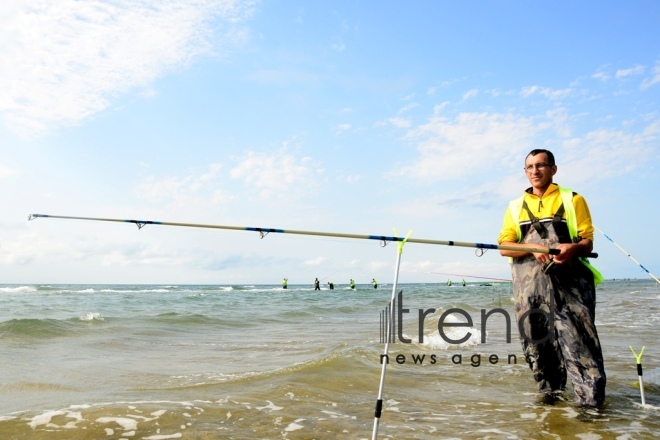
left=541, top=258, right=557, bottom=275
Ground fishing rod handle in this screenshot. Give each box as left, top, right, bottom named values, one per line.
left=548, top=249, right=598, bottom=258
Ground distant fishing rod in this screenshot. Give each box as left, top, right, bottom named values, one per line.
left=595, top=226, right=659, bottom=284
left=430, top=272, right=512, bottom=282
left=27, top=214, right=598, bottom=258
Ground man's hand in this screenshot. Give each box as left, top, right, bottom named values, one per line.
left=552, top=243, right=578, bottom=264
left=553, top=239, right=593, bottom=264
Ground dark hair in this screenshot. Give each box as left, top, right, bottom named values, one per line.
left=527, top=149, right=555, bottom=166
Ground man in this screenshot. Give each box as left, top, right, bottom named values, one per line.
left=497, top=149, right=606, bottom=407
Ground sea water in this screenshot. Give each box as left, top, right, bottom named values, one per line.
left=0, top=280, right=658, bottom=439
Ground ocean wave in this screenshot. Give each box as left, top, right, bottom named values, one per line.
left=0, top=315, right=107, bottom=340
left=150, top=312, right=247, bottom=328
left=1, top=381, right=75, bottom=392
left=0, top=285, right=38, bottom=294
left=79, top=312, right=104, bottom=321
left=153, top=345, right=373, bottom=391
left=97, top=288, right=172, bottom=294
left=422, top=327, right=483, bottom=350
left=0, top=318, right=79, bottom=340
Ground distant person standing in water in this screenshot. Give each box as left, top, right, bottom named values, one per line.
left=282, top=278, right=288, bottom=289
left=314, top=278, right=320, bottom=291
left=328, top=281, right=334, bottom=290
left=372, top=279, right=378, bottom=289
left=349, top=279, right=356, bottom=289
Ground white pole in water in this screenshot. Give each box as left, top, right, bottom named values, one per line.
left=595, top=227, right=659, bottom=284
left=372, top=230, right=410, bottom=440
left=630, top=346, right=646, bottom=406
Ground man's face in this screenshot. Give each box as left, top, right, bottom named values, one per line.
left=524, top=152, right=557, bottom=190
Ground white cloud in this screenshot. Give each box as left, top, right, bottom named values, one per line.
left=398, top=103, right=418, bottom=114
left=559, top=121, right=659, bottom=184
left=591, top=71, right=609, bottom=81
left=247, top=69, right=321, bottom=86
left=461, top=88, right=479, bottom=101
left=615, top=64, right=645, bottom=79
left=134, top=163, right=232, bottom=208
left=397, top=101, right=658, bottom=187
left=335, top=123, right=352, bottom=135
left=433, top=102, right=450, bottom=113
left=398, top=112, right=538, bottom=182
left=521, top=85, right=572, bottom=100
left=0, top=233, right=38, bottom=265
left=0, top=0, right=253, bottom=137
left=0, top=164, right=18, bottom=178
left=96, top=242, right=207, bottom=268
left=304, top=256, right=326, bottom=266
left=539, top=107, right=573, bottom=138
left=641, top=62, right=660, bottom=90
left=330, top=37, right=346, bottom=52
left=388, top=117, right=412, bottom=128
left=230, top=148, right=322, bottom=198
left=339, top=174, right=361, bottom=184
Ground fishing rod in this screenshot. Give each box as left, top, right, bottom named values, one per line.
left=27, top=214, right=598, bottom=258
left=595, top=226, right=659, bottom=284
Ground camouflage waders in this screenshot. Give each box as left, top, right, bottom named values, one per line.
left=512, top=222, right=606, bottom=406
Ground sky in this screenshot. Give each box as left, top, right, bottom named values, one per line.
left=0, top=0, right=658, bottom=285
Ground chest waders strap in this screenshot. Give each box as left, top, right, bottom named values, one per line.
left=522, top=200, right=548, bottom=239
left=552, top=204, right=566, bottom=233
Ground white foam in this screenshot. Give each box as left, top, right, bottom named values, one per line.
left=284, top=419, right=305, bottom=432
left=151, top=410, right=167, bottom=418
left=256, top=400, right=283, bottom=411
left=423, top=326, right=482, bottom=349
left=79, top=312, right=104, bottom=321
left=561, top=407, right=580, bottom=418
left=29, top=410, right=83, bottom=429
left=0, top=285, right=37, bottom=293
left=96, top=417, right=138, bottom=431
left=575, top=434, right=602, bottom=440
left=142, top=434, right=182, bottom=439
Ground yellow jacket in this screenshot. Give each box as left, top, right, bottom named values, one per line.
left=497, top=183, right=594, bottom=245
left=498, top=183, right=602, bottom=285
